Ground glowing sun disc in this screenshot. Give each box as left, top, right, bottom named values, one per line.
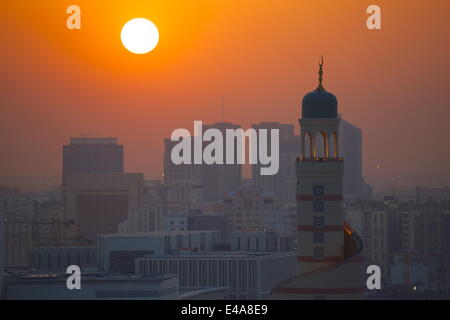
left=121, top=18, right=159, bottom=54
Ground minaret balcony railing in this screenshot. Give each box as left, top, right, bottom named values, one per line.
left=297, top=157, right=343, bottom=162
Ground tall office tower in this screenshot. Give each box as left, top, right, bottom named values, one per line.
left=272, top=59, right=365, bottom=299
left=251, top=122, right=300, bottom=204
left=63, top=173, right=143, bottom=242
left=63, top=137, right=124, bottom=175
left=1, top=191, right=35, bottom=266
left=338, top=119, right=372, bottom=200
left=163, top=122, right=242, bottom=204
left=201, top=122, right=242, bottom=202
left=163, top=139, right=203, bottom=208
left=339, top=119, right=362, bottom=198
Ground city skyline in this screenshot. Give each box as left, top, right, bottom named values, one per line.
left=1, top=0, right=450, bottom=192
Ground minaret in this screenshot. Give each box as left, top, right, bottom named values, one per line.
left=297, top=56, right=344, bottom=274
left=271, top=58, right=365, bottom=299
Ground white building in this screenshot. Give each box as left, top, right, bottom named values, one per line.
left=136, top=252, right=296, bottom=300
left=97, top=231, right=221, bottom=273
left=231, top=231, right=294, bottom=252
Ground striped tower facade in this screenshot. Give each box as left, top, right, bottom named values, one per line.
left=296, top=118, right=344, bottom=274
left=271, top=59, right=365, bottom=299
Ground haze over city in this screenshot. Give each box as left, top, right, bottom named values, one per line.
left=1, top=0, right=449, bottom=192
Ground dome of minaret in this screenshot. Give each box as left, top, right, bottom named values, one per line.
left=301, top=56, right=338, bottom=119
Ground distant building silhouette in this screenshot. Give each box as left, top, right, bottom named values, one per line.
left=163, top=122, right=242, bottom=204
left=251, top=122, right=300, bottom=204
left=63, top=137, right=124, bottom=175
left=63, top=173, right=143, bottom=242
left=339, top=119, right=373, bottom=200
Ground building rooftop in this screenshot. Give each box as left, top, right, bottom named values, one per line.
left=99, top=230, right=220, bottom=238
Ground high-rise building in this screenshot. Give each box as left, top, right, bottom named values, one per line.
left=251, top=122, right=300, bottom=204
left=272, top=59, right=365, bottom=299
left=339, top=119, right=373, bottom=200
left=200, top=122, right=243, bottom=202
left=63, top=173, right=143, bottom=242
left=414, top=204, right=448, bottom=287
left=163, top=122, right=242, bottom=204
left=1, top=192, right=35, bottom=266
left=363, top=208, right=395, bottom=281
left=339, top=119, right=362, bottom=198
left=63, top=137, right=124, bottom=175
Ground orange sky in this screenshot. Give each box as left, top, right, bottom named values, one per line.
left=0, top=0, right=449, bottom=192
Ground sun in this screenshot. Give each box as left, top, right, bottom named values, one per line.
left=121, top=18, right=159, bottom=54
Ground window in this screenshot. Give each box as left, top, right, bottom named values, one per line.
left=313, top=232, right=324, bottom=244
left=313, top=200, right=325, bottom=212
left=313, top=246, right=324, bottom=258
left=313, top=216, right=325, bottom=228
left=313, top=185, right=325, bottom=197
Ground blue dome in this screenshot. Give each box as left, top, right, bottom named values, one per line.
left=302, top=88, right=338, bottom=119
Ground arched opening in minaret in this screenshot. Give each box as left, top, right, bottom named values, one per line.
left=304, top=132, right=313, bottom=158
left=314, top=131, right=328, bottom=158
left=329, top=132, right=336, bottom=158
left=331, top=132, right=339, bottom=158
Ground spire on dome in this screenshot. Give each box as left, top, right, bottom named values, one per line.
left=317, top=55, right=324, bottom=91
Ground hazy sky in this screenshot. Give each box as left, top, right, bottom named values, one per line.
left=0, top=0, right=449, bottom=192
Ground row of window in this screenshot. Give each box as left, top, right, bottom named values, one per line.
left=313, top=186, right=325, bottom=258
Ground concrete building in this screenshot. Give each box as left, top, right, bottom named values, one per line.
left=29, top=246, right=96, bottom=272
left=163, top=139, right=203, bottom=211
left=162, top=213, right=188, bottom=232
left=416, top=186, right=450, bottom=203
left=231, top=232, right=294, bottom=252
left=33, top=200, right=65, bottom=247
left=395, top=207, right=416, bottom=254
left=97, top=231, right=221, bottom=274
left=338, top=119, right=373, bottom=200
left=414, top=204, right=448, bottom=288
left=251, top=122, right=300, bottom=204
left=136, top=252, right=296, bottom=299
left=6, top=274, right=178, bottom=300
left=187, top=212, right=231, bottom=245
left=63, top=137, right=123, bottom=175
left=363, top=208, right=394, bottom=281
left=201, top=122, right=243, bottom=202
left=62, top=173, right=144, bottom=242
left=261, top=209, right=296, bottom=236
left=1, top=193, right=35, bottom=266
left=271, top=60, right=365, bottom=299
left=163, top=122, right=242, bottom=204
left=119, top=205, right=161, bottom=234
left=390, top=255, right=429, bottom=288
left=223, top=190, right=277, bottom=232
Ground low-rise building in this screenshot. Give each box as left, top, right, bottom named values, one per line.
left=136, top=252, right=296, bottom=300
left=97, top=231, right=221, bottom=274
left=6, top=273, right=178, bottom=300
